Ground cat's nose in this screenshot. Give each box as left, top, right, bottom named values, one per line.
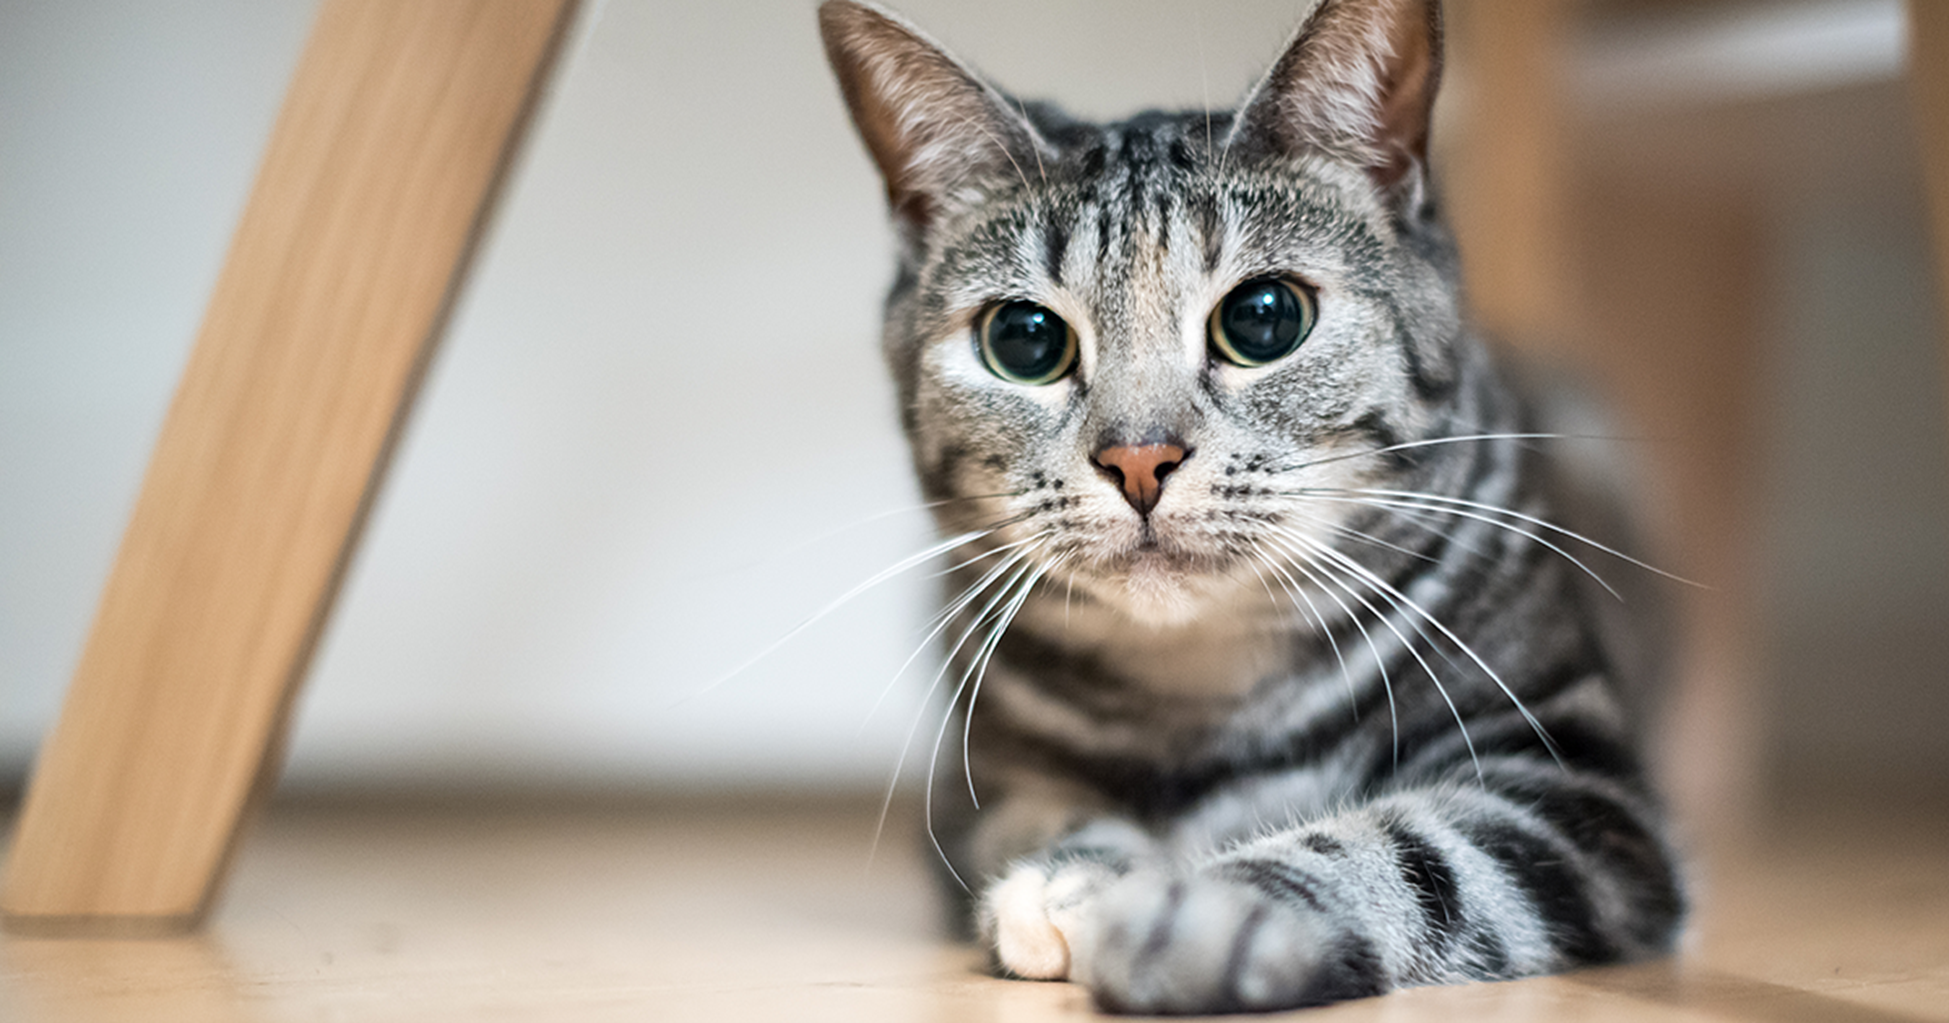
left=1092, top=442, right=1189, bottom=515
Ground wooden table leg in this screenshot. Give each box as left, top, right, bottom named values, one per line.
left=1444, top=0, right=1769, bottom=837
left=1911, top=0, right=1949, bottom=406
left=1443, top=0, right=1574, bottom=352
left=2, top=0, right=579, bottom=935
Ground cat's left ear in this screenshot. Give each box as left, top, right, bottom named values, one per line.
left=1226, top=0, right=1442, bottom=203
left=819, top=1, right=1051, bottom=238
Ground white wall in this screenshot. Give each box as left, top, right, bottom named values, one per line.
left=1, top=1, right=318, bottom=773
left=0, top=0, right=1306, bottom=791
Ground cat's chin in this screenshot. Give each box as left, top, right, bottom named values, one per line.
left=1091, top=556, right=1241, bottom=628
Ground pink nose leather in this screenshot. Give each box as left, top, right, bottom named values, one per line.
left=1092, top=443, right=1187, bottom=515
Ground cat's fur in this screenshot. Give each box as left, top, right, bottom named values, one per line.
left=819, top=0, right=1684, bottom=1013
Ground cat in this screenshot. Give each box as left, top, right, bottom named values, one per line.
left=818, top=0, right=1685, bottom=1013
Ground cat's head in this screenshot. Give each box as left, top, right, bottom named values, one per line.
left=821, top=0, right=1469, bottom=627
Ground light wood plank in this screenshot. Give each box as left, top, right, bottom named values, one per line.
left=0, top=0, right=578, bottom=933
left=5, top=796, right=1945, bottom=1021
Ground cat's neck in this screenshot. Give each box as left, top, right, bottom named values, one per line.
left=1010, top=584, right=1296, bottom=701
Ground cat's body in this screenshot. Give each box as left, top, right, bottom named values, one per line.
left=819, top=0, right=1684, bottom=1013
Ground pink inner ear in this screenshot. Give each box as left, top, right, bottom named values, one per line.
left=1369, top=0, right=1441, bottom=191
left=1225, top=0, right=1443, bottom=194
left=819, top=0, right=1045, bottom=233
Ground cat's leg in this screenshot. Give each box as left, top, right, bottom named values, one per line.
left=1065, top=769, right=1682, bottom=1014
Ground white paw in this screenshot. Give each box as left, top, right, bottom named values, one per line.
left=989, top=867, right=1072, bottom=978
left=985, top=859, right=1122, bottom=980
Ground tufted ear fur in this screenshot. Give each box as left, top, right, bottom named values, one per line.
left=819, top=0, right=1051, bottom=240
left=1226, top=0, right=1442, bottom=202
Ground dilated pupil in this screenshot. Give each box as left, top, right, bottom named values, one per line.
left=988, top=302, right=1067, bottom=379
left=1221, top=282, right=1303, bottom=362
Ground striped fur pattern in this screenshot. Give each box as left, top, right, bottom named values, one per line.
left=820, top=0, right=1684, bottom=1013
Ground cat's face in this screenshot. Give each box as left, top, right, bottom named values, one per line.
left=823, top=0, right=1458, bottom=626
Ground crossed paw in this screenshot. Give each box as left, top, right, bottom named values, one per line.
left=983, top=860, right=1380, bottom=1014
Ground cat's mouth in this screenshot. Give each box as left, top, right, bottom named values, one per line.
left=1072, top=502, right=1233, bottom=574
left=1118, top=541, right=1189, bottom=568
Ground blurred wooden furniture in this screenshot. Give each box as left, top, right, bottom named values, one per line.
left=1449, top=0, right=1944, bottom=834
left=1446, top=0, right=1764, bottom=834
left=0, top=0, right=578, bottom=935
left=1913, top=0, right=1949, bottom=390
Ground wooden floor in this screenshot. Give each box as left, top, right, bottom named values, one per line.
left=1, top=791, right=1945, bottom=1022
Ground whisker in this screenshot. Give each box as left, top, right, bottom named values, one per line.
left=1283, top=507, right=1440, bottom=567
left=1270, top=535, right=1441, bottom=772
left=708, top=489, right=1032, bottom=581
left=1268, top=524, right=1466, bottom=682
left=1297, top=491, right=1623, bottom=602
left=1271, top=431, right=1579, bottom=475
left=1279, top=511, right=1509, bottom=680
left=929, top=516, right=1051, bottom=578
left=1283, top=529, right=1561, bottom=771
left=682, top=527, right=996, bottom=704
left=916, top=541, right=1052, bottom=884
left=924, top=550, right=1042, bottom=805
left=868, top=538, right=1046, bottom=873
left=1333, top=485, right=1701, bottom=589
left=1259, top=536, right=1401, bottom=766
left=1335, top=494, right=1500, bottom=564
left=1242, top=548, right=1300, bottom=626
left=960, top=553, right=1063, bottom=808
left=944, top=557, right=1043, bottom=807
left=860, top=531, right=1052, bottom=732
left=1249, top=543, right=1360, bottom=721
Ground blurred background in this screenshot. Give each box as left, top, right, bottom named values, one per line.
left=1, top=0, right=1943, bottom=837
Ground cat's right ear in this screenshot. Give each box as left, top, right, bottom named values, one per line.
left=819, top=1, right=1048, bottom=237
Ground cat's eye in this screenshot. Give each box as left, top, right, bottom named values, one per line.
left=1208, top=278, right=1317, bottom=367
left=977, top=300, right=1077, bottom=385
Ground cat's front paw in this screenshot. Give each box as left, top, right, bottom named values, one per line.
left=977, top=819, right=1154, bottom=980
left=984, top=864, right=1077, bottom=978
left=981, top=857, right=1127, bottom=979
left=1071, top=868, right=1384, bottom=1015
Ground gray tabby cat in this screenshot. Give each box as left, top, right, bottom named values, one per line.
left=818, top=0, right=1685, bottom=1013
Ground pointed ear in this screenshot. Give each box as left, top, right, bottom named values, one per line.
left=1226, top=0, right=1442, bottom=198
left=819, top=1, right=1047, bottom=235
